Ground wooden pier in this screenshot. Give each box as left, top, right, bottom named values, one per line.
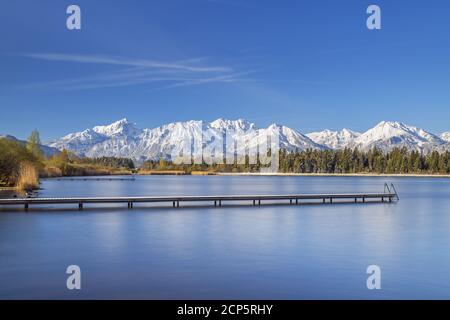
left=0, top=184, right=399, bottom=210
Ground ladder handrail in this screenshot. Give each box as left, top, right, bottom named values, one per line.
left=384, top=182, right=391, bottom=194
left=390, top=183, right=400, bottom=200
left=384, top=182, right=399, bottom=201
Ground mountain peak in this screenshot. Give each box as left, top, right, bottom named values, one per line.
left=441, top=132, right=450, bottom=142
left=306, top=128, right=361, bottom=149
left=371, top=121, right=421, bottom=135
left=93, top=118, right=140, bottom=137
left=210, top=118, right=256, bottom=131
left=268, top=123, right=283, bottom=129
left=115, top=118, right=130, bottom=124
left=353, top=120, right=444, bottom=152
left=375, top=120, right=406, bottom=129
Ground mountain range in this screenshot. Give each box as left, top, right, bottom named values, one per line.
left=47, top=118, right=325, bottom=162
left=44, top=119, right=450, bottom=162
left=307, top=121, right=449, bottom=154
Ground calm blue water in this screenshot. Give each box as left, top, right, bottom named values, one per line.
left=1, top=176, right=450, bottom=299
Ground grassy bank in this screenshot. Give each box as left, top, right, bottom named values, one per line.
left=41, top=163, right=134, bottom=178
left=139, top=170, right=186, bottom=175
left=0, top=137, right=134, bottom=191
left=0, top=138, right=40, bottom=190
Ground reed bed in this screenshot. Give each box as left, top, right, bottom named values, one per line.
left=16, top=162, right=39, bottom=191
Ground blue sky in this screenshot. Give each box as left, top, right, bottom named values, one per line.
left=1, top=0, right=450, bottom=141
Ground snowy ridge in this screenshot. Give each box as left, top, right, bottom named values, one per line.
left=441, top=132, right=450, bottom=143
left=48, top=119, right=449, bottom=161
left=306, top=129, right=361, bottom=149
left=349, top=121, right=446, bottom=152
left=49, top=118, right=323, bottom=162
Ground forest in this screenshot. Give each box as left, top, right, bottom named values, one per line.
left=142, top=147, right=450, bottom=175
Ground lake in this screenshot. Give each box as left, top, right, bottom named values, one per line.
left=1, top=175, right=449, bottom=299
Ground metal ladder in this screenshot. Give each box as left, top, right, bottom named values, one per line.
left=384, top=182, right=400, bottom=201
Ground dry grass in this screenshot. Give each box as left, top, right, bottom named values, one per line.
left=139, top=170, right=186, bottom=175
left=191, top=171, right=216, bottom=175
left=16, top=161, right=40, bottom=191
left=40, top=163, right=133, bottom=177
left=70, top=164, right=133, bottom=176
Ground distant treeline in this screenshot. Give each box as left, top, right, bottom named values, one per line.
left=141, top=147, right=450, bottom=175
left=140, top=158, right=263, bottom=173
left=77, top=156, right=135, bottom=170
left=279, top=148, right=450, bottom=174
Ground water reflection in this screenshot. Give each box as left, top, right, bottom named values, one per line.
left=0, top=176, right=450, bottom=299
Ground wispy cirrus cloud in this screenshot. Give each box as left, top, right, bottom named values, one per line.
left=23, top=53, right=232, bottom=73
left=158, top=71, right=258, bottom=90
left=21, top=53, right=254, bottom=91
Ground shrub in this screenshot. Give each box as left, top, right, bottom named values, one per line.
left=0, top=138, right=39, bottom=187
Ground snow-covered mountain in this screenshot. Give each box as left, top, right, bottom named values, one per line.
left=49, top=118, right=324, bottom=162
left=306, top=129, right=361, bottom=149
left=349, top=121, right=447, bottom=152
left=47, top=119, right=450, bottom=161
left=48, top=118, right=143, bottom=157
left=210, top=118, right=256, bottom=133
left=441, top=132, right=450, bottom=143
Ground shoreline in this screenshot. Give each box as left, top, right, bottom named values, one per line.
left=216, top=172, right=450, bottom=178
left=36, top=172, right=450, bottom=179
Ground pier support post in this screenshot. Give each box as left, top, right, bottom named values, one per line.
left=173, top=201, right=176, bottom=207
left=214, top=201, right=217, bottom=207
left=323, top=198, right=325, bottom=204
left=177, top=201, right=180, bottom=208
left=389, top=197, right=392, bottom=203
left=363, top=197, right=365, bottom=203
left=296, top=199, right=298, bottom=205
left=258, top=200, right=261, bottom=205
left=219, top=200, right=222, bottom=207
left=382, top=197, right=384, bottom=203
left=253, top=200, right=256, bottom=206
left=78, top=203, right=83, bottom=210
left=330, top=198, right=333, bottom=204
left=24, top=203, right=28, bottom=210
left=290, top=199, right=293, bottom=205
